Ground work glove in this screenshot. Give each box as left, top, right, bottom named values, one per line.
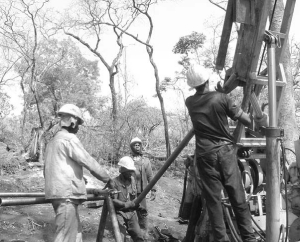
left=124, top=201, right=138, bottom=209
left=102, top=178, right=114, bottom=190
left=150, top=189, right=156, bottom=201
left=254, top=112, right=269, bottom=129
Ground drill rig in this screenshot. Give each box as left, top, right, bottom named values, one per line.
left=213, top=0, right=298, bottom=241
left=135, top=0, right=299, bottom=241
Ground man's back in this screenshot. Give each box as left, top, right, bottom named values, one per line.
left=186, top=91, right=242, bottom=154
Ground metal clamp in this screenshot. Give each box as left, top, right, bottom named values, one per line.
left=264, top=30, right=281, bottom=48
left=260, top=127, right=284, bottom=137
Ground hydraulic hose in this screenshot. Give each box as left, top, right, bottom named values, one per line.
left=221, top=191, right=242, bottom=242
left=222, top=204, right=242, bottom=242
left=252, top=223, right=266, bottom=241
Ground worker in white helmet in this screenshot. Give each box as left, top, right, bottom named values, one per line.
left=111, top=156, right=145, bottom=242
left=185, top=65, right=265, bottom=242
left=44, top=103, right=113, bottom=242
left=129, top=137, right=156, bottom=239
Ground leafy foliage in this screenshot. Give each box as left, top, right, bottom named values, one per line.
left=173, top=31, right=206, bottom=55
left=0, top=91, right=12, bottom=118
left=78, top=98, right=164, bottom=163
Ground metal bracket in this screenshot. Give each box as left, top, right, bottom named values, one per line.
left=264, top=30, right=281, bottom=48
left=260, top=127, right=284, bottom=137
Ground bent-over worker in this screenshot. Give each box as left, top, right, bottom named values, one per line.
left=44, top=103, right=112, bottom=242
left=185, top=65, right=267, bottom=242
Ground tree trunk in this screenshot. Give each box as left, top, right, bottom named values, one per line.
left=109, top=72, right=118, bottom=122
left=270, top=0, right=298, bottom=170
left=151, top=58, right=171, bottom=158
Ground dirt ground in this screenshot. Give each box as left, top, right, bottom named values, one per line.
left=0, top=164, right=188, bottom=242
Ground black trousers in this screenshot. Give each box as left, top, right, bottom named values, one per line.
left=196, top=144, right=256, bottom=242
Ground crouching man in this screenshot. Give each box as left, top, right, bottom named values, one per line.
left=111, top=156, right=145, bottom=242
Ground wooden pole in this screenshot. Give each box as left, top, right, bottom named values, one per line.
left=106, top=196, right=123, bottom=242
left=96, top=198, right=108, bottom=242
left=184, top=195, right=202, bottom=242
left=216, top=0, right=234, bottom=70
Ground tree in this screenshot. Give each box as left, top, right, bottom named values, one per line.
left=129, top=0, right=172, bottom=158
left=59, top=0, right=145, bottom=161
left=78, top=97, right=163, bottom=163
left=0, top=91, right=12, bottom=118
left=0, top=0, right=55, bottom=161
left=62, top=0, right=141, bottom=122
left=173, top=31, right=206, bottom=67
left=269, top=0, right=299, bottom=177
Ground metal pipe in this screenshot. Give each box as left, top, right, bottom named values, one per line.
left=135, top=128, right=194, bottom=205
left=265, top=35, right=281, bottom=242
left=97, top=198, right=108, bottom=242
left=0, top=192, right=45, bottom=197
left=0, top=194, right=105, bottom=206
left=106, top=196, right=123, bottom=242
left=0, top=189, right=110, bottom=198
left=267, top=40, right=277, bottom=127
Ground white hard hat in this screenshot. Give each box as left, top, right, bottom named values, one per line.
left=58, top=104, right=84, bottom=125
left=118, top=156, right=136, bottom=171
left=130, top=137, right=142, bottom=145
left=186, top=64, right=211, bottom=88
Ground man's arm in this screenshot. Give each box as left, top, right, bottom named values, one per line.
left=67, top=137, right=110, bottom=183
left=237, top=111, right=251, bottom=127
left=237, top=110, right=269, bottom=129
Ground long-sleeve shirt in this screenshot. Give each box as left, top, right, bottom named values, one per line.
left=131, top=155, right=156, bottom=193
left=111, top=174, right=137, bottom=218
left=44, top=129, right=110, bottom=200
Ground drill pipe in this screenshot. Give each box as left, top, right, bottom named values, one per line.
left=0, top=194, right=105, bottom=206
left=0, top=192, right=45, bottom=197
left=0, top=188, right=109, bottom=198
left=134, top=128, right=195, bottom=205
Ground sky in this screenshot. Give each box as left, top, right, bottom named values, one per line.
left=5, top=0, right=300, bottom=115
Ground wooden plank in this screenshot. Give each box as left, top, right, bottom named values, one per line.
left=216, top=0, right=234, bottom=70
left=276, top=0, right=296, bottom=66
left=231, top=0, right=270, bottom=143
left=233, top=0, right=270, bottom=80
left=249, top=0, right=271, bottom=74
left=233, top=0, right=255, bottom=25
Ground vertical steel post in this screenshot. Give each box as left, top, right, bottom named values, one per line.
left=264, top=31, right=281, bottom=242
